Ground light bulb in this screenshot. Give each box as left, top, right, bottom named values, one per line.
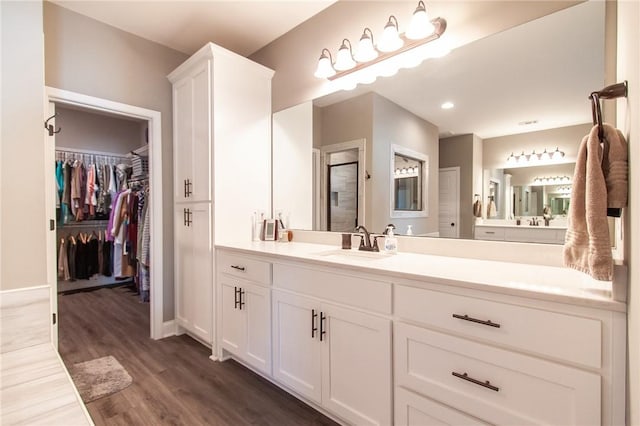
left=334, top=39, right=356, bottom=71
left=539, top=149, right=551, bottom=161
left=552, top=147, right=565, bottom=160
left=354, top=28, right=378, bottom=62
left=406, top=0, right=435, bottom=40
left=507, top=152, right=517, bottom=164
left=314, top=49, right=335, bottom=78
left=529, top=150, right=539, bottom=163
left=378, top=15, right=403, bottom=52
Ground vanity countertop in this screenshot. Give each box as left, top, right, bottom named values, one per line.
left=216, top=241, right=625, bottom=312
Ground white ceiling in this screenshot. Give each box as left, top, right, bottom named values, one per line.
left=50, top=0, right=337, bottom=57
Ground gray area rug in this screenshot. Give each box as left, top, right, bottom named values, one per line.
left=70, top=355, right=132, bottom=403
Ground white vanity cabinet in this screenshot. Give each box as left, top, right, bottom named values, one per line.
left=474, top=225, right=566, bottom=244
left=218, top=252, right=272, bottom=375
left=272, top=264, right=393, bottom=426
left=169, top=43, right=273, bottom=345
left=394, top=282, right=624, bottom=426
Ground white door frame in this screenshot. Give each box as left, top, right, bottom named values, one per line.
left=45, top=87, right=164, bottom=340
left=438, top=167, right=460, bottom=238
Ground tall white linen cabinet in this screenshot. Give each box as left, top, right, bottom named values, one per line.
left=168, top=43, right=274, bottom=345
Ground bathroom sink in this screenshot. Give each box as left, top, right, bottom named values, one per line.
left=313, top=249, right=393, bottom=261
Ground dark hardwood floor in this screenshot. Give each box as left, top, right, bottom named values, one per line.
left=58, top=286, right=338, bottom=426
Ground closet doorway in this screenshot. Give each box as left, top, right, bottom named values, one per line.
left=45, top=87, right=164, bottom=345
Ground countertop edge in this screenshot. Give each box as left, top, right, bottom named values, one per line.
left=215, top=243, right=626, bottom=313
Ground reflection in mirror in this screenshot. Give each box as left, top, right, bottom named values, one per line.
left=391, top=145, right=428, bottom=217
left=272, top=2, right=608, bottom=245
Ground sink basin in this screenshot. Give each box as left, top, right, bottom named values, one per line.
left=313, top=249, right=393, bottom=261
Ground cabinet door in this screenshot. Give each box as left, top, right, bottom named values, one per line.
left=173, top=60, right=211, bottom=203
left=244, top=282, right=271, bottom=375
left=321, top=303, right=392, bottom=426
left=272, top=290, right=322, bottom=404
left=395, top=387, right=488, bottom=426
left=220, top=276, right=245, bottom=355
left=174, top=203, right=213, bottom=343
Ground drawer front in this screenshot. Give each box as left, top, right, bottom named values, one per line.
left=395, top=323, right=601, bottom=426
left=395, top=387, right=489, bottom=426
left=474, top=227, right=504, bottom=241
left=217, top=251, right=271, bottom=285
left=395, top=285, right=602, bottom=368
left=273, top=263, right=391, bottom=314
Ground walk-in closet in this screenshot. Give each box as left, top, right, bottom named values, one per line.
left=53, top=104, right=152, bottom=325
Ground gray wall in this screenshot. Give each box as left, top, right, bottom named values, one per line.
left=372, top=94, right=439, bottom=236
left=439, top=134, right=475, bottom=239
left=44, top=2, right=188, bottom=320
left=1, top=1, right=47, bottom=290
left=55, top=106, right=146, bottom=154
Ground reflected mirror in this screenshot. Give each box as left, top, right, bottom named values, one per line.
left=273, top=1, right=608, bottom=244
left=392, top=145, right=428, bottom=218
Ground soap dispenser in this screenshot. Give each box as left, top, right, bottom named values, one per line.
left=384, top=225, right=398, bottom=254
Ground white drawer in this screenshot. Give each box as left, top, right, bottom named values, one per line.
left=395, top=285, right=601, bottom=368
left=273, top=263, right=391, bottom=314
left=395, top=323, right=601, bottom=426
left=217, top=251, right=271, bottom=285
left=506, top=227, right=559, bottom=243
left=474, top=227, right=504, bottom=241
left=395, top=387, right=489, bottom=426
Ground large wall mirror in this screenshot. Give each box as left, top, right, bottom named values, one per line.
left=273, top=1, right=611, bottom=245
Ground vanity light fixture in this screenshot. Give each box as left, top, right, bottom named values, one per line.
left=313, top=1, right=447, bottom=88
left=394, top=166, right=419, bottom=178
left=506, top=147, right=566, bottom=166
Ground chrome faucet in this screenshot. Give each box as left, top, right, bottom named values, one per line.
left=354, top=225, right=380, bottom=252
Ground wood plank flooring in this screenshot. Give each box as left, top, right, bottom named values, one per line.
left=57, top=286, right=338, bottom=426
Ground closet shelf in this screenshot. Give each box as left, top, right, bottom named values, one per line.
left=59, top=220, right=109, bottom=228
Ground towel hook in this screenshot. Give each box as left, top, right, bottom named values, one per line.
left=44, top=113, right=61, bottom=136
left=590, top=92, right=604, bottom=141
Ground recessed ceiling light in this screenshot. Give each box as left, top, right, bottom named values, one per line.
left=518, top=119, right=538, bottom=126
left=441, top=101, right=454, bottom=110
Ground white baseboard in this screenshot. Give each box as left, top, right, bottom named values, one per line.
left=162, top=320, right=177, bottom=338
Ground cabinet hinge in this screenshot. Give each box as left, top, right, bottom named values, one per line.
left=52, top=313, right=57, bottom=325
left=50, top=219, right=55, bottom=231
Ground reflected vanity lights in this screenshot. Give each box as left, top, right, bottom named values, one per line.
left=394, top=166, right=419, bottom=179
left=506, top=147, right=565, bottom=166
left=532, top=175, right=572, bottom=185
left=313, top=1, right=448, bottom=90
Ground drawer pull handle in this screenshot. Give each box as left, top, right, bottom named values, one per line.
left=231, top=265, right=246, bottom=271
left=320, top=312, right=327, bottom=342
left=452, top=313, right=500, bottom=328
left=452, top=371, right=499, bottom=392
left=485, top=231, right=495, bottom=234
left=239, top=288, right=245, bottom=310
left=311, top=309, right=318, bottom=338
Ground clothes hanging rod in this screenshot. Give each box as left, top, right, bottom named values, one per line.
left=56, top=146, right=130, bottom=158
left=591, top=81, right=628, bottom=100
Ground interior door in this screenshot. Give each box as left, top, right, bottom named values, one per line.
left=327, top=161, right=358, bottom=232
left=439, top=168, right=460, bottom=238
left=45, top=101, right=58, bottom=348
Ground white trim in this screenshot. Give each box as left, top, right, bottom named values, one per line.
left=312, top=148, right=321, bottom=230
left=162, top=320, right=177, bottom=338
left=45, top=87, right=164, bottom=341
left=390, top=144, right=429, bottom=219
left=320, top=139, right=366, bottom=230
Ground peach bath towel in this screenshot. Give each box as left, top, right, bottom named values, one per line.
left=563, top=125, right=614, bottom=281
